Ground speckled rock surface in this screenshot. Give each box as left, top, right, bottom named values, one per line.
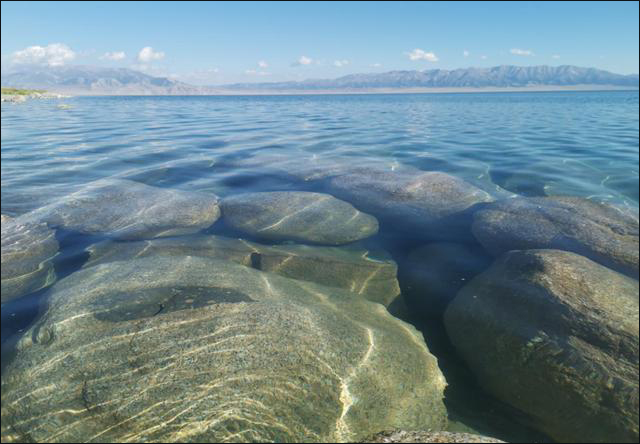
left=1, top=255, right=447, bottom=443
left=22, top=178, right=220, bottom=240
left=472, top=196, right=639, bottom=278
left=401, top=242, right=492, bottom=317
left=1, top=214, right=58, bottom=303
left=364, top=430, right=505, bottom=443
left=85, top=234, right=401, bottom=306
left=444, top=249, right=639, bottom=443
left=328, top=169, right=493, bottom=240
left=221, top=191, right=379, bottom=245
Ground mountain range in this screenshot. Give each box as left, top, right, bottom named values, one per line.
left=1, top=64, right=638, bottom=95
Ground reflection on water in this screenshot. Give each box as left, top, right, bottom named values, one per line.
left=1, top=92, right=638, bottom=443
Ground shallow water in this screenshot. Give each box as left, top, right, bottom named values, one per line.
left=1, top=91, right=638, bottom=443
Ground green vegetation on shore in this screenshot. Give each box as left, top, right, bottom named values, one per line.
left=1, top=87, right=46, bottom=95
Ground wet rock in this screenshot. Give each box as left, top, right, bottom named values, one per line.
left=472, top=196, right=639, bottom=278
left=401, top=242, right=492, bottom=317
left=444, top=249, right=639, bottom=443
left=1, top=255, right=447, bottom=443
left=22, top=178, right=220, bottom=240
left=1, top=215, right=57, bottom=303
left=86, top=235, right=401, bottom=306
left=221, top=191, right=378, bottom=245
left=328, top=169, right=493, bottom=240
left=364, top=430, right=505, bottom=443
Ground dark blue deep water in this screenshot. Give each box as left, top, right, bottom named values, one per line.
left=1, top=91, right=638, bottom=443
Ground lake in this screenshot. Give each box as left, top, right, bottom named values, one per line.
left=1, top=91, right=638, bottom=443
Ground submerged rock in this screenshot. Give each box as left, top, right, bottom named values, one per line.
left=1, top=255, right=447, bottom=443
left=472, top=196, right=639, bottom=278
left=1, top=215, right=57, bottom=303
left=22, top=178, right=220, bottom=240
left=401, top=242, right=492, bottom=317
left=328, top=169, right=493, bottom=240
left=364, top=430, right=505, bottom=443
left=221, top=191, right=379, bottom=245
left=86, top=235, right=401, bottom=306
left=444, top=249, right=639, bottom=443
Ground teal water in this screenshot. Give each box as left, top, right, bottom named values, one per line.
left=1, top=91, right=638, bottom=442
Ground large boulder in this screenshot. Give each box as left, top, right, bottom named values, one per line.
left=472, top=196, right=639, bottom=279
left=328, top=169, right=493, bottom=240
left=21, top=178, right=220, bottom=240
left=221, top=191, right=379, bottom=245
left=85, top=235, right=401, bottom=306
left=400, top=242, right=492, bottom=317
left=444, top=249, right=639, bottom=443
left=1, top=255, right=447, bottom=443
left=1, top=215, right=58, bottom=303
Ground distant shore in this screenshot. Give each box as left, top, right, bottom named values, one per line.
left=10, top=84, right=635, bottom=97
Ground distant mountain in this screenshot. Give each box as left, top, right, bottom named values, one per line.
left=224, top=65, right=639, bottom=91
left=0, top=65, right=208, bottom=95
left=1, top=64, right=637, bottom=95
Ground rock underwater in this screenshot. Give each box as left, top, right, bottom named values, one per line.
left=444, top=249, right=639, bottom=443
left=85, top=234, right=401, bottom=307
left=472, top=196, right=639, bottom=279
left=19, top=178, right=221, bottom=240
left=1, top=214, right=58, bottom=303
left=1, top=255, right=447, bottom=443
left=327, top=168, right=494, bottom=240
left=221, top=191, right=379, bottom=245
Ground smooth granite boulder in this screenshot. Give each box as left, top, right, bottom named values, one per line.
left=1, top=215, right=58, bottom=303
left=22, top=178, right=220, bottom=240
left=85, top=235, right=401, bottom=306
left=472, top=196, right=639, bottom=278
left=328, top=169, right=493, bottom=240
left=400, top=242, right=492, bottom=317
left=1, top=255, right=447, bottom=443
left=444, top=249, right=639, bottom=443
left=221, top=191, right=379, bottom=245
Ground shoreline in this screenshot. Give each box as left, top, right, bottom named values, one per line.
left=3, top=85, right=636, bottom=98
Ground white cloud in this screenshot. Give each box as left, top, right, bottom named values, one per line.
left=293, top=55, right=313, bottom=66
left=12, top=43, right=76, bottom=66
left=101, top=51, right=126, bottom=61
left=370, top=63, right=382, bottom=68
left=463, top=50, right=470, bottom=57
left=551, top=54, right=561, bottom=59
left=258, top=60, right=268, bottom=68
left=480, top=55, right=488, bottom=60
left=333, top=59, right=349, bottom=67
left=406, top=49, right=439, bottom=62
left=245, top=69, right=270, bottom=76
left=137, top=46, right=165, bottom=62
left=510, top=48, right=534, bottom=56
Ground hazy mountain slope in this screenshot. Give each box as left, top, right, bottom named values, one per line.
left=224, top=65, right=639, bottom=90
left=1, top=64, right=637, bottom=95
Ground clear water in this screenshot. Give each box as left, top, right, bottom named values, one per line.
left=1, top=91, right=638, bottom=442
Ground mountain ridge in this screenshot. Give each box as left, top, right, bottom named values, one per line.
left=1, top=64, right=638, bottom=95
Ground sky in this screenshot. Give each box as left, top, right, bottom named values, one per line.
left=1, top=1, right=638, bottom=84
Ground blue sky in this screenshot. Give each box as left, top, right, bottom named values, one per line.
left=1, top=1, right=638, bottom=84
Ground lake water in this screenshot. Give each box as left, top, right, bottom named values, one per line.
left=1, top=92, right=638, bottom=443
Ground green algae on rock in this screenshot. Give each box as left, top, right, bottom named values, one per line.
left=1, top=215, right=58, bottom=303
left=85, top=234, right=401, bottom=306
left=472, top=196, right=639, bottom=279
left=221, top=191, right=379, bottom=245
left=22, top=178, right=221, bottom=240
left=444, top=249, right=639, bottom=443
left=1, top=255, right=447, bottom=443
